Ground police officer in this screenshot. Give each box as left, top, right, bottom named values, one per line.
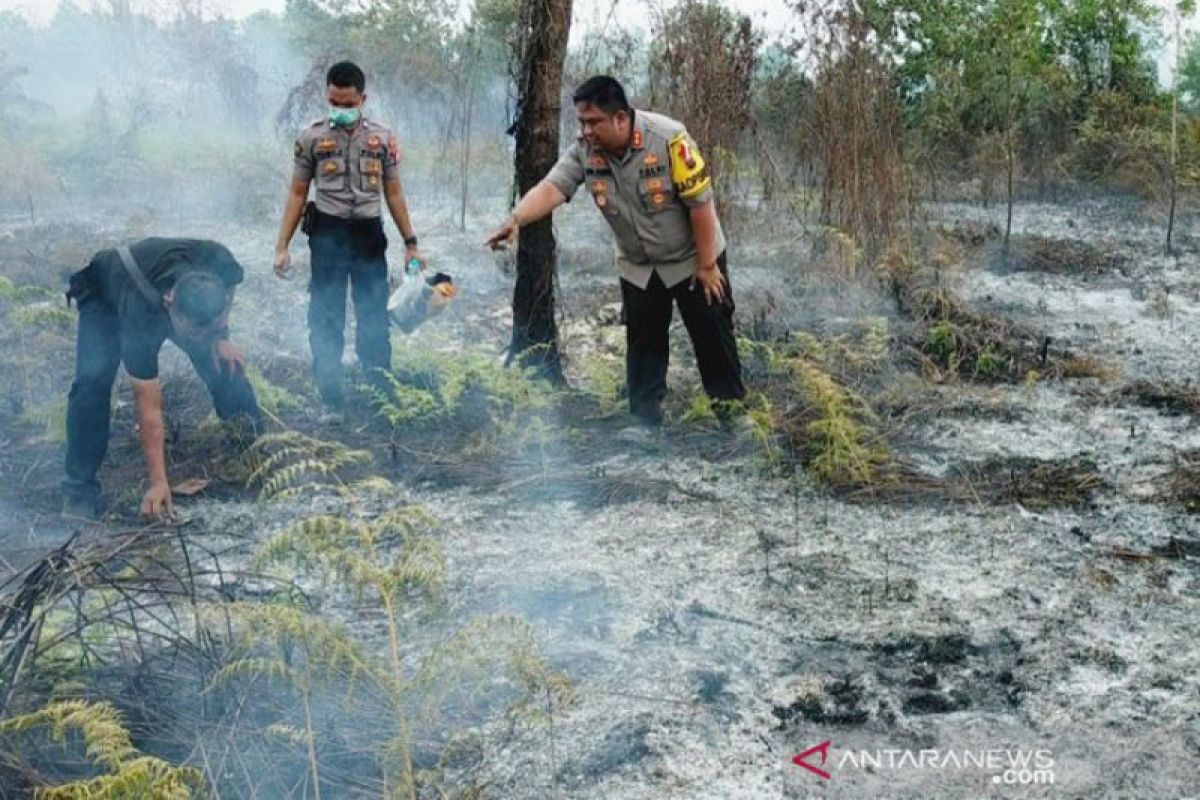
left=486, top=75, right=745, bottom=427
left=273, top=60, right=424, bottom=418
left=62, top=238, right=261, bottom=520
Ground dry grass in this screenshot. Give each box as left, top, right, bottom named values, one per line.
left=1005, top=235, right=1128, bottom=275
left=808, top=12, right=906, bottom=258
left=1118, top=380, right=1200, bottom=417
left=950, top=455, right=1107, bottom=510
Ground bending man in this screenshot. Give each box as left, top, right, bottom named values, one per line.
left=63, top=238, right=261, bottom=520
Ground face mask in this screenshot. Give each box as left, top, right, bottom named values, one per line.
left=329, top=106, right=361, bottom=127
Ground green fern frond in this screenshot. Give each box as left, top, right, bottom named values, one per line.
left=0, top=700, right=203, bottom=799
left=255, top=514, right=367, bottom=570
left=380, top=536, right=447, bottom=598
left=34, top=755, right=203, bottom=800
left=205, top=603, right=379, bottom=686
left=347, top=475, right=395, bottom=494
left=372, top=506, right=438, bottom=536
left=0, top=700, right=136, bottom=772
left=209, top=657, right=299, bottom=690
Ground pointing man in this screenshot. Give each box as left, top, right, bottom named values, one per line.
left=487, top=75, right=744, bottom=428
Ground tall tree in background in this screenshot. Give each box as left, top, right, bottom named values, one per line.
left=1168, top=0, right=1196, bottom=253
left=507, top=0, right=572, bottom=380
left=1183, top=32, right=1200, bottom=114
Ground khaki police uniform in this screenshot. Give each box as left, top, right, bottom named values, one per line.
left=292, top=116, right=401, bottom=406
left=545, top=110, right=728, bottom=289
left=544, top=109, right=744, bottom=423
left=294, top=117, right=400, bottom=219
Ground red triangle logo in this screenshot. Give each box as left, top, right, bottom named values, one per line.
left=792, top=740, right=832, bottom=780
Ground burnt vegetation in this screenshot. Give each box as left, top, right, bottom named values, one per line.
left=0, top=0, right=1198, bottom=797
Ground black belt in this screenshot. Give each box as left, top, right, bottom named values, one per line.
left=312, top=207, right=382, bottom=233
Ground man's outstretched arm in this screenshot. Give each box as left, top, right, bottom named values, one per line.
left=485, top=181, right=568, bottom=250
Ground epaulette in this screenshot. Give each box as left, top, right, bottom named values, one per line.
left=640, top=112, right=681, bottom=142
left=307, top=117, right=327, bottom=128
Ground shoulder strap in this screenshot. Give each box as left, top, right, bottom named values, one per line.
left=116, top=245, right=161, bottom=305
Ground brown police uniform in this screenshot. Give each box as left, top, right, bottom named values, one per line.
left=293, top=116, right=401, bottom=405
left=544, top=109, right=744, bottom=423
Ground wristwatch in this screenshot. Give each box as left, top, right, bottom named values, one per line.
left=403, top=235, right=418, bottom=247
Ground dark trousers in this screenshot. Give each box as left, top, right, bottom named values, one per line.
left=63, top=298, right=261, bottom=500
left=620, top=251, right=745, bottom=423
left=307, top=212, right=391, bottom=406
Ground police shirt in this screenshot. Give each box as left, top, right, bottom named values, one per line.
left=293, top=116, right=400, bottom=220
left=88, top=238, right=243, bottom=380
left=544, top=109, right=727, bottom=289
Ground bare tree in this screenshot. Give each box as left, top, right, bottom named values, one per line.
left=1168, top=0, right=1196, bottom=254
left=507, top=0, right=573, bottom=381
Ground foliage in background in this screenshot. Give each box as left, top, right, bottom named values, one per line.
left=648, top=0, right=761, bottom=214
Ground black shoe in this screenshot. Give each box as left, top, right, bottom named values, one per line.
left=61, top=492, right=102, bottom=520
left=713, top=398, right=745, bottom=431
left=631, top=404, right=664, bottom=428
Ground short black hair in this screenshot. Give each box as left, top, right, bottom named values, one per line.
left=174, top=272, right=229, bottom=327
left=327, top=61, right=365, bottom=93
left=572, top=76, right=630, bottom=116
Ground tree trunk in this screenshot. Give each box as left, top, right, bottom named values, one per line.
left=508, top=0, right=573, bottom=382
left=459, top=39, right=477, bottom=232
left=1003, top=67, right=1015, bottom=253
left=1167, top=5, right=1181, bottom=255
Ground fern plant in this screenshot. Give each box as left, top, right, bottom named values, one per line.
left=252, top=507, right=443, bottom=798
left=246, top=431, right=375, bottom=501
left=794, top=359, right=886, bottom=486
left=206, top=602, right=378, bottom=800
left=0, top=699, right=204, bottom=799
left=234, top=507, right=571, bottom=800
left=367, top=347, right=561, bottom=448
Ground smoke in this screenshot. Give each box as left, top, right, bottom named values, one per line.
left=0, top=1, right=519, bottom=227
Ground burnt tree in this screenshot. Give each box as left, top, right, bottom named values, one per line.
left=507, top=0, right=572, bottom=381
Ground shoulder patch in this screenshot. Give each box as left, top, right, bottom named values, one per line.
left=668, top=132, right=711, bottom=201
left=294, top=140, right=304, bottom=158
left=387, top=134, right=400, bottom=165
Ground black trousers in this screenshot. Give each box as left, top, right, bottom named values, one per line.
left=307, top=212, right=391, bottom=405
left=620, top=251, right=745, bottom=423
left=63, top=297, right=262, bottom=500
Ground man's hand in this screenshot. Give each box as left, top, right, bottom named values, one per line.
left=404, top=244, right=426, bottom=271
left=141, top=481, right=174, bottom=521
left=485, top=216, right=519, bottom=251
left=691, top=262, right=727, bottom=305
left=273, top=247, right=291, bottom=278
left=214, top=340, right=246, bottom=376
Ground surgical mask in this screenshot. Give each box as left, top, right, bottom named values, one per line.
left=328, top=106, right=361, bottom=127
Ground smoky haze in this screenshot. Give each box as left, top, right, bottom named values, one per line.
left=0, top=1, right=519, bottom=229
